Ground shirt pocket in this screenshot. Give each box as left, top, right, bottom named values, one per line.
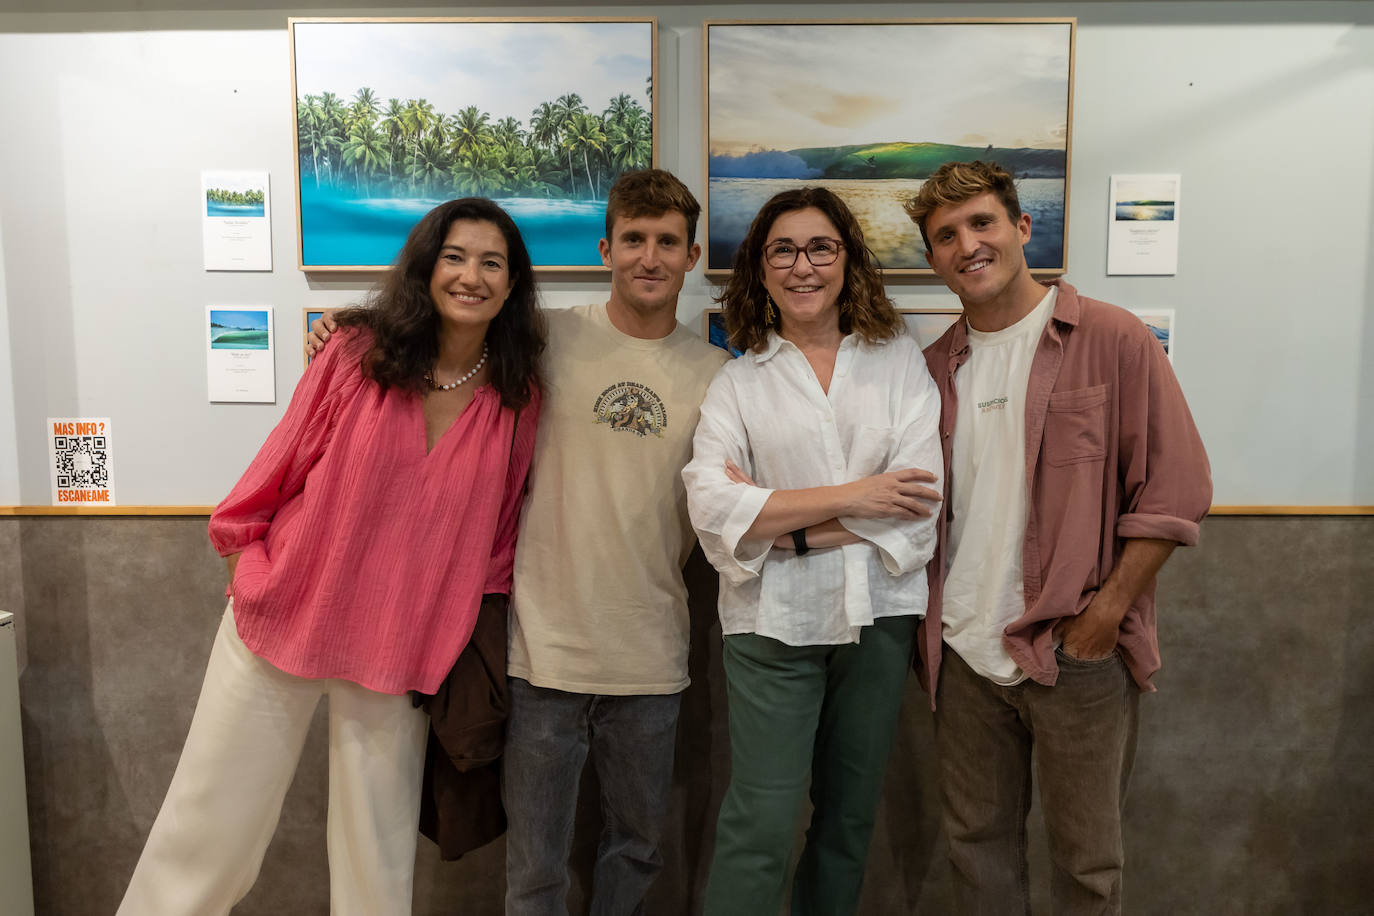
left=1043, top=385, right=1108, bottom=467
left=849, top=425, right=894, bottom=477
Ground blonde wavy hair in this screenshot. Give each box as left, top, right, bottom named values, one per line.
left=903, top=160, right=1023, bottom=252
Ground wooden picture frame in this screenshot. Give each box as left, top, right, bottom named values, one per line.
left=289, top=17, right=657, bottom=272
left=703, top=19, right=1075, bottom=276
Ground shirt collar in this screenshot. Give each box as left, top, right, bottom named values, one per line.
left=950, top=278, right=1083, bottom=356
left=750, top=329, right=859, bottom=364
left=751, top=329, right=788, bottom=363
left=1047, top=278, right=1082, bottom=328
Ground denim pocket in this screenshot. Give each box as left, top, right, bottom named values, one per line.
left=1055, top=645, right=1120, bottom=668
left=1044, top=385, right=1108, bottom=466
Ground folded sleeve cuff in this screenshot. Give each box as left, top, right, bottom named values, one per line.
left=1116, top=512, right=1201, bottom=547
left=840, top=517, right=930, bottom=575
left=716, top=486, right=775, bottom=584
left=207, top=520, right=268, bottom=558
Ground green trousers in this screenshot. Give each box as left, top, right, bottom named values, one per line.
left=703, top=615, right=919, bottom=916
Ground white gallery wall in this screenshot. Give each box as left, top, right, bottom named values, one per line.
left=0, top=1, right=1371, bottom=506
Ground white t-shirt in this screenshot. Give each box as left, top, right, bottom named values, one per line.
left=943, top=287, right=1056, bottom=684
left=507, top=303, right=728, bottom=695
left=683, top=331, right=942, bottom=646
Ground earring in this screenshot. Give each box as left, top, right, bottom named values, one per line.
left=765, top=294, right=777, bottom=325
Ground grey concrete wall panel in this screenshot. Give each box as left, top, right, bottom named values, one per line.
left=5, top=515, right=1372, bottom=914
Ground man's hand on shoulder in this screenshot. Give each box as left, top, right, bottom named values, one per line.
left=305, top=310, right=341, bottom=360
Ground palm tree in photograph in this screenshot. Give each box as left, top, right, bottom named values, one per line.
left=604, top=94, right=651, bottom=173
left=564, top=111, right=608, bottom=199
left=343, top=121, right=389, bottom=197
left=380, top=98, right=407, bottom=188
left=521, top=144, right=567, bottom=199
left=408, top=135, right=448, bottom=197
left=297, top=95, right=326, bottom=188
left=604, top=93, right=636, bottom=130
left=450, top=105, right=493, bottom=162
left=493, top=116, right=524, bottom=148
left=403, top=98, right=438, bottom=193
left=317, top=91, right=347, bottom=187
left=451, top=147, right=504, bottom=197
left=607, top=113, right=651, bottom=172
left=528, top=101, right=565, bottom=194
left=297, top=84, right=652, bottom=201
left=552, top=93, right=588, bottom=198
left=350, top=87, right=378, bottom=127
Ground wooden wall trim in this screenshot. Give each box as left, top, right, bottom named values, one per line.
left=0, top=506, right=213, bottom=516
left=1, top=506, right=1372, bottom=518
left=1206, top=506, right=1374, bottom=516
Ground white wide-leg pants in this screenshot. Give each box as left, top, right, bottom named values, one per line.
left=118, top=602, right=428, bottom=916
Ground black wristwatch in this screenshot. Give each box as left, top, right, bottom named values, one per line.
left=791, top=528, right=810, bottom=556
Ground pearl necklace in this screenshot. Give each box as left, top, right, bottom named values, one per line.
left=425, top=343, right=488, bottom=391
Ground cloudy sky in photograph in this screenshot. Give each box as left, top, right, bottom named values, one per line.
left=294, top=21, right=652, bottom=122
left=709, top=23, right=1071, bottom=154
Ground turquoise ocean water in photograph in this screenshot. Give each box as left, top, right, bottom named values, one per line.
left=300, top=185, right=606, bottom=267
left=207, top=202, right=265, bottom=218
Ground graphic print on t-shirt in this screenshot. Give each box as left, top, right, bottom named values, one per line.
left=592, top=381, right=668, bottom=438
left=979, top=396, right=1009, bottom=413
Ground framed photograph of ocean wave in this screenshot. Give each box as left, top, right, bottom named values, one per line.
left=290, top=18, right=657, bottom=272
left=704, top=19, right=1075, bottom=276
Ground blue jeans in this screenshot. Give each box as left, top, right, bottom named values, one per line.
left=502, top=677, right=681, bottom=916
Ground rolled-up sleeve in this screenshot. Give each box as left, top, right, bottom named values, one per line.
left=682, top=369, right=775, bottom=585
left=841, top=350, right=944, bottom=574
left=1115, top=325, right=1212, bottom=545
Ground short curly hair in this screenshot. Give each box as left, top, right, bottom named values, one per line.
left=604, top=169, right=701, bottom=246
left=716, top=187, right=901, bottom=354
left=903, top=160, right=1022, bottom=252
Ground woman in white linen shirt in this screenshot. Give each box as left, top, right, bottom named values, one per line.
left=683, top=187, right=942, bottom=915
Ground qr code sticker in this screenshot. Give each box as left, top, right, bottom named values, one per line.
left=53, top=434, right=110, bottom=489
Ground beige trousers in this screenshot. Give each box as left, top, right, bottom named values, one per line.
left=118, top=603, right=428, bottom=916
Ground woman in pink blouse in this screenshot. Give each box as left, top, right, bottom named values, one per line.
left=119, top=198, right=546, bottom=916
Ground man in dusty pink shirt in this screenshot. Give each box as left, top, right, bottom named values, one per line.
left=904, top=160, right=1211, bottom=914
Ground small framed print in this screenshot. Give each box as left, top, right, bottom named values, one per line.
left=302, top=308, right=325, bottom=368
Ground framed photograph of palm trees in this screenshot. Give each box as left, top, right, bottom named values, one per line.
left=290, top=17, right=656, bottom=272
left=704, top=19, right=1074, bottom=276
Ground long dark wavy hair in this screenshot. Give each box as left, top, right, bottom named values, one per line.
left=334, top=198, right=546, bottom=408
left=716, top=187, right=901, bottom=354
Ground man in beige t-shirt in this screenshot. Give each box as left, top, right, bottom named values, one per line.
left=503, top=170, right=727, bottom=915
left=307, top=170, right=728, bottom=912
